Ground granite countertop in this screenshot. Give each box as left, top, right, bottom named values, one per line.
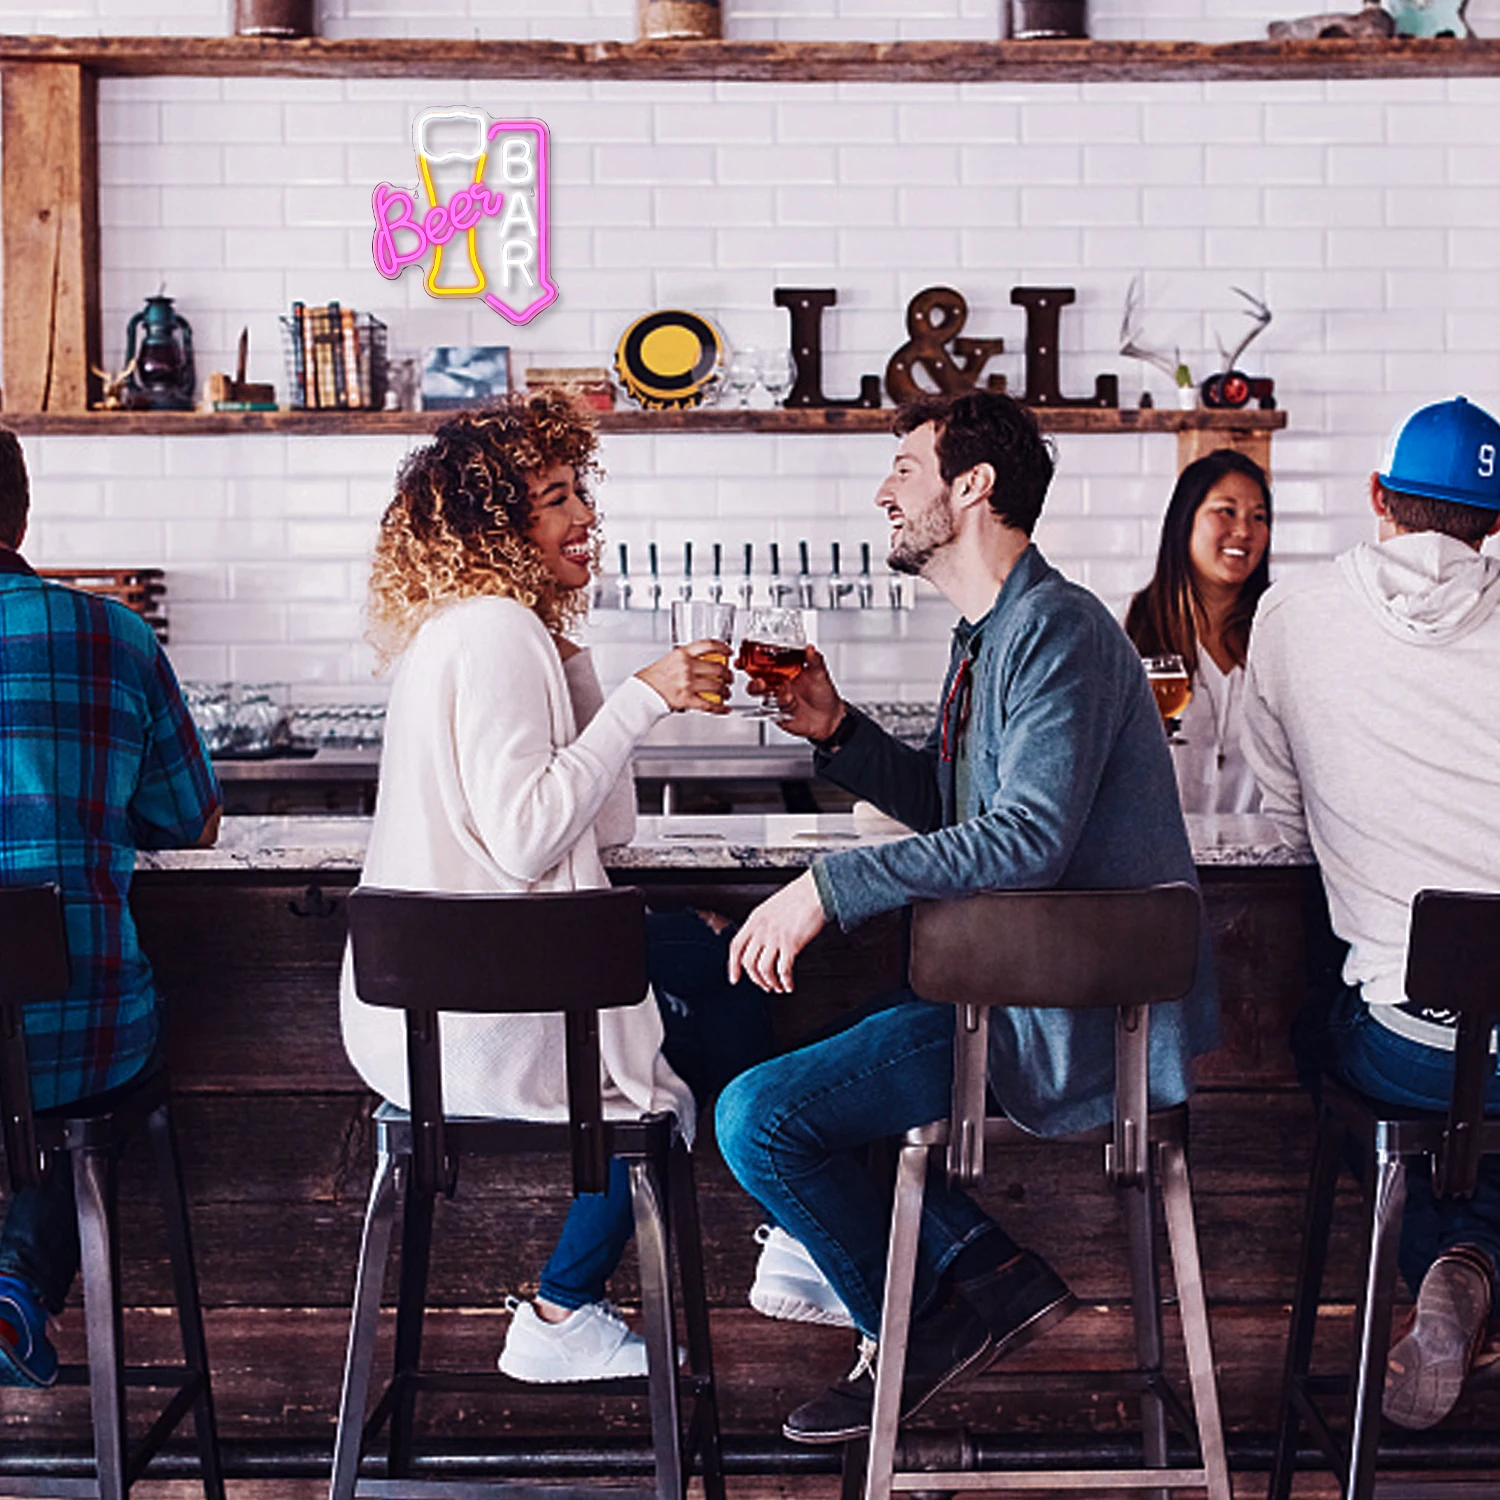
left=136, top=811, right=1310, bottom=873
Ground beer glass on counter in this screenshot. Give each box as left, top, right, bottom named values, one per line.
left=1142, top=653, right=1192, bottom=744
left=737, top=606, right=811, bottom=718
left=670, top=599, right=736, bottom=709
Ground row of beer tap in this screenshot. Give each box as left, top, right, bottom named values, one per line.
left=597, top=540, right=917, bottom=612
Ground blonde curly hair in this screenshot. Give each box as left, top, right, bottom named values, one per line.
left=367, top=391, right=602, bottom=664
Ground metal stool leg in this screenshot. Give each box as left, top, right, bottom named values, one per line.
left=147, top=1100, right=226, bottom=1500
left=863, top=1136, right=931, bottom=1500
left=668, top=1139, right=725, bottom=1500
left=1119, top=1145, right=1169, bottom=1500
left=74, top=1145, right=127, bottom=1500
left=330, top=1146, right=401, bottom=1500
left=387, top=1164, right=435, bottom=1480
left=1270, top=1107, right=1344, bottom=1500
left=1346, top=1152, right=1407, bottom=1500
left=1158, top=1140, right=1230, bottom=1500
left=631, top=1156, right=684, bottom=1500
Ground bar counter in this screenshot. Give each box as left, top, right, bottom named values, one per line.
left=14, top=814, right=1496, bottom=1481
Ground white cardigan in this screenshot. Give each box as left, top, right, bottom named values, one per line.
left=339, top=594, right=693, bottom=1127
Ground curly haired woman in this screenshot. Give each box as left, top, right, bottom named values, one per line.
left=340, top=393, right=779, bottom=1381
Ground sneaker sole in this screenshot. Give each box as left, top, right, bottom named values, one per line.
left=1385, top=1273, right=1486, bottom=1430
left=782, top=1292, right=1080, bottom=1445
left=750, top=1284, right=855, bottom=1329
left=498, top=1353, right=649, bottom=1383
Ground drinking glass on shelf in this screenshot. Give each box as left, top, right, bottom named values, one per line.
left=736, top=606, right=810, bottom=718
left=722, top=347, right=761, bottom=409
left=1142, top=653, right=1192, bottom=745
left=670, top=600, right=736, bottom=710
left=757, top=348, right=797, bottom=407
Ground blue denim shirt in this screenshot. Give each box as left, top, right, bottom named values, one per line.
left=811, top=544, right=1219, bottom=1137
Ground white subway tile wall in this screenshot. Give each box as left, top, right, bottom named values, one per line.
left=1, top=1, right=1498, bottom=697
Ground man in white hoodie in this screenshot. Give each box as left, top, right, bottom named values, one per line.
left=1243, top=395, right=1500, bottom=1433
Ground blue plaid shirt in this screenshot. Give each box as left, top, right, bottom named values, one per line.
left=0, top=549, right=219, bottom=1109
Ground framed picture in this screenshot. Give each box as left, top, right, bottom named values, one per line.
left=420, top=346, right=511, bottom=410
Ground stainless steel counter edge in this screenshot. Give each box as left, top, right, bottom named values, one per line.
left=134, top=813, right=1311, bottom=873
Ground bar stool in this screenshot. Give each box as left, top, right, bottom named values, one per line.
left=330, top=884, right=724, bottom=1500
left=859, top=883, right=1229, bottom=1500
left=0, top=883, right=224, bottom=1500
left=1271, top=889, right=1500, bottom=1500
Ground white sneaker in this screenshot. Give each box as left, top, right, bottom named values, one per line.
left=498, top=1298, right=649, bottom=1383
left=749, top=1225, right=855, bottom=1329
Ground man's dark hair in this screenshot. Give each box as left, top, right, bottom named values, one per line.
left=1381, top=484, right=1496, bottom=546
left=893, top=391, right=1055, bottom=536
left=0, top=429, right=29, bottom=548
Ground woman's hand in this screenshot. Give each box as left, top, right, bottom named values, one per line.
left=636, top=640, right=733, bottom=714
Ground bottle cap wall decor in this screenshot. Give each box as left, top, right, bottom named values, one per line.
left=614, top=309, right=724, bottom=409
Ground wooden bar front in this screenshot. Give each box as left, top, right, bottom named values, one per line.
left=2, top=852, right=1495, bottom=1476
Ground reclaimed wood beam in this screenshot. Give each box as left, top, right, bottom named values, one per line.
left=1, top=62, right=100, bottom=412
left=0, top=34, right=1496, bottom=83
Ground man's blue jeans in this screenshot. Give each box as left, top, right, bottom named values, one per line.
left=1295, top=983, right=1500, bottom=1296
left=715, top=993, right=1016, bottom=1340
left=537, top=908, right=774, bottom=1310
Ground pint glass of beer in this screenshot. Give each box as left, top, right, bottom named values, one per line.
left=1142, top=653, right=1192, bottom=744
left=670, top=600, right=735, bottom=709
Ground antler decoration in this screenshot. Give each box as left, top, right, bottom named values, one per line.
left=1218, top=287, right=1271, bottom=374
left=1119, top=276, right=1188, bottom=385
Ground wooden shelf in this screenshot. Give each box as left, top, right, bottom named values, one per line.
left=1, top=34, right=1497, bottom=83
left=0, top=407, right=1288, bottom=437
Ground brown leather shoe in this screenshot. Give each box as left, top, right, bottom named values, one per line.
left=1384, top=1246, right=1493, bottom=1430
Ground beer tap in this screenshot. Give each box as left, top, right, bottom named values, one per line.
left=827, top=541, right=855, bottom=610
left=768, top=543, right=794, bottom=607
left=680, top=541, right=695, bottom=602
left=710, top=543, right=724, bottom=604
left=740, top=542, right=755, bottom=609
left=615, top=542, right=633, bottom=612
left=797, top=540, right=817, bottom=610
left=857, top=541, right=875, bottom=609
left=647, top=541, right=661, bottom=612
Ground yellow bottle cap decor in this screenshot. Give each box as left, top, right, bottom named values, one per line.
left=614, top=309, right=725, bottom=409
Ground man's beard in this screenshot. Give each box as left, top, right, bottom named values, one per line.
left=886, top=491, right=956, bottom=576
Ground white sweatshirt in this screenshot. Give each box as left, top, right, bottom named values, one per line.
left=339, top=594, right=693, bottom=1126
left=1242, top=531, right=1500, bottom=1033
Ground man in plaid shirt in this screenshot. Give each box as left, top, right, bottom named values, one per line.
left=0, top=429, right=220, bottom=1386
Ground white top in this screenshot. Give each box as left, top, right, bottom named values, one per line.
left=339, top=595, right=694, bottom=1128
left=1243, top=532, right=1500, bottom=1027
left=1170, top=654, right=1261, bottom=815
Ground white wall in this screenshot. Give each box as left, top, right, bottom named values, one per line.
left=2, top=0, right=1498, bottom=698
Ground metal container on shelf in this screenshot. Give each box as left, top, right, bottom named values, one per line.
left=1009, top=0, right=1087, bottom=38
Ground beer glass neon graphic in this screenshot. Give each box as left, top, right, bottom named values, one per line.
left=371, top=107, right=558, bottom=327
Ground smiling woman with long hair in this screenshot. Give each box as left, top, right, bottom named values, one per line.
left=1125, top=448, right=1273, bottom=813
left=342, top=392, right=778, bottom=1383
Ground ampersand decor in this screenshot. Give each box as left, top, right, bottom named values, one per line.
left=773, top=288, right=881, bottom=409
left=1010, top=287, right=1119, bottom=408
left=883, top=287, right=1008, bottom=405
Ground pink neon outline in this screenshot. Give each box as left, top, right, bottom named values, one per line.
left=371, top=182, right=429, bottom=278
left=480, top=119, right=558, bottom=326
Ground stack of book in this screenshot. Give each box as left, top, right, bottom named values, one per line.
left=281, top=303, right=388, bottom=410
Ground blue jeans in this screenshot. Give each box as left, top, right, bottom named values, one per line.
left=537, top=908, right=775, bottom=1310
left=715, top=993, right=1017, bottom=1340
left=1295, top=983, right=1500, bottom=1296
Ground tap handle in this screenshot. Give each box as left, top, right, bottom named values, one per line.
left=618, top=542, right=630, bottom=577
left=770, top=542, right=781, bottom=577
left=713, top=542, right=722, bottom=579
left=830, top=541, right=842, bottom=576
left=743, top=541, right=753, bottom=577
left=683, top=540, right=693, bottom=579
left=798, top=539, right=811, bottom=576
left=648, top=542, right=659, bottom=579
left=860, top=541, right=871, bottom=576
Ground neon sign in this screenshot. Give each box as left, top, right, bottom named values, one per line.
left=371, top=107, right=557, bottom=326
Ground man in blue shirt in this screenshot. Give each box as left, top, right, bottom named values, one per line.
left=716, top=391, right=1218, bottom=1442
left=0, top=429, right=220, bottom=1386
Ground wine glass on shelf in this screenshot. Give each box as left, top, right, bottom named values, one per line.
left=722, top=347, right=761, bottom=409
left=1142, top=653, right=1192, bottom=745
left=736, top=606, right=810, bottom=719
left=670, top=600, right=736, bottom=711
left=757, top=348, right=797, bottom=407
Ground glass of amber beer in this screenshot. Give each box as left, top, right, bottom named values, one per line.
left=1142, top=653, right=1192, bottom=744
left=736, top=607, right=810, bottom=717
left=670, top=600, right=736, bottom=708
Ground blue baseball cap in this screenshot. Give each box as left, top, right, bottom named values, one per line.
left=1378, top=396, right=1500, bottom=511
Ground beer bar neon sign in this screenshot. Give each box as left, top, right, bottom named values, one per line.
left=371, top=107, right=557, bottom=326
